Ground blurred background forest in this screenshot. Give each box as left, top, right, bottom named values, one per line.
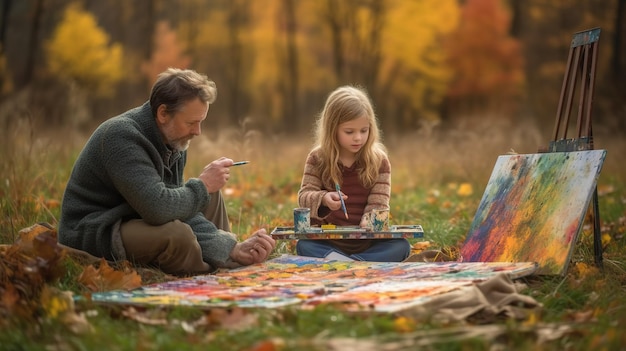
left=0, top=0, right=624, bottom=144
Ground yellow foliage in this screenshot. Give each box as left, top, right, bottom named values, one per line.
left=45, top=3, right=124, bottom=96
left=40, top=286, right=72, bottom=319
left=247, top=0, right=284, bottom=119
left=522, top=310, right=539, bottom=326
left=176, top=0, right=461, bottom=125
left=411, top=241, right=431, bottom=255
left=393, top=316, right=416, bottom=333
left=380, top=0, right=460, bottom=115
left=245, top=0, right=338, bottom=119
left=575, top=262, right=599, bottom=279
left=457, top=183, right=473, bottom=197
left=601, top=233, right=611, bottom=247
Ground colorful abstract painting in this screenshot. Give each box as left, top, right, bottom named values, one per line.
left=90, top=255, right=537, bottom=313
left=460, top=150, right=606, bottom=275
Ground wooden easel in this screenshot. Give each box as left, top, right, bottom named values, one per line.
left=541, top=27, right=603, bottom=269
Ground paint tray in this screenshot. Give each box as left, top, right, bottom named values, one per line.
left=270, top=224, right=424, bottom=240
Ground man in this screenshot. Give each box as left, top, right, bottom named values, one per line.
left=58, top=68, right=275, bottom=275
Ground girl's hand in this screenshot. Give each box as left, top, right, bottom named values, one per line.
left=323, top=191, right=347, bottom=211
left=359, top=212, right=370, bottom=228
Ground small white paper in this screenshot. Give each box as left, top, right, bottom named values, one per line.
left=325, top=251, right=354, bottom=261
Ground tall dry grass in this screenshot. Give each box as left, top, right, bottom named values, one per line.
left=1, top=111, right=624, bottom=244
left=0, top=116, right=81, bottom=241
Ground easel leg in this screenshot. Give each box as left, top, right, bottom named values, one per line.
left=592, top=187, right=603, bottom=270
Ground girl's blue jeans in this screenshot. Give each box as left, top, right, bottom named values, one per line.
left=296, top=239, right=411, bottom=262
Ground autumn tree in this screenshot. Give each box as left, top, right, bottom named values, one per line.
left=444, top=0, right=524, bottom=121
left=0, top=49, right=12, bottom=96
left=225, top=0, right=251, bottom=126
left=377, top=0, right=460, bottom=130
left=45, top=3, right=123, bottom=97
left=247, top=1, right=288, bottom=127
left=177, top=0, right=255, bottom=130
left=140, top=21, right=191, bottom=85
left=279, top=0, right=300, bottom=131
left=168, top=1, right=462, bottom=133
left=320, top=0, right=384, bottom=88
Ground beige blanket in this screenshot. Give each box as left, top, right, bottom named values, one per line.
left=400, top=273, right=541, bottom=323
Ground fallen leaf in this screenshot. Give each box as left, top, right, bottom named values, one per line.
left=205, top=307, right=259, bottom=331
left=246, top=340, right=277, bottom=351
left=1, top=284, right=20, bottom=315
left=568, top=309, right=595, bottom=323
left=1, top=223, right=67, bottom=322
left=411, top=241, right=431, bottom=252
left=574, top=262, right=598, bottom=279
left=393, top=316, right=416, bottom=333
left=601, top=233, right=611, bottom=248
left=121, top=306, right=168, bottom=326
left=457, top=183, right=473, bottom=197
left=16, top=222, right=56, bottom=253
left=597, top=184, right=614, bottom=196
left=78, top=259, right=142, bottom=292
left=522, top=310, right=540, bottom=326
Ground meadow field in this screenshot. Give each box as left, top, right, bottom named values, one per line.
left=1, top=119, right=625, bottom=350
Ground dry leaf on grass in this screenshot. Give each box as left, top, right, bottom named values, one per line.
left=78, top=259, right=142, bottom=292
left=121, top=306, right=168, bottom=326
left=205, top=307, right=260, bottom=331
left=1, top=223, right=66, bottom=321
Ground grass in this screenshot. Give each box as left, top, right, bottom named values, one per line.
left=1, top=118, right=625, bottom=350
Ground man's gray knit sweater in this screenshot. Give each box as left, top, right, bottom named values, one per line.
left=58, top=102, right=237, bottom=267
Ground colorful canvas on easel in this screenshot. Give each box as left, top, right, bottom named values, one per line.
left=460, top=150, right=606, bottom=275
left=90, top=255, right=537, bottom=313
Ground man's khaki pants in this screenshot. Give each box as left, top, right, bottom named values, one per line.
left=120, top=191, right=230, bottom=275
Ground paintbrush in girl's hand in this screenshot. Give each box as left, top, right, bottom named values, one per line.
left=335, top=184, right=349, bottom=219
left=231, top=161, right=249, bottom=166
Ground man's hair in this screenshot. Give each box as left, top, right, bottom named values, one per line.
left=149, top=68, right=217, bottom=117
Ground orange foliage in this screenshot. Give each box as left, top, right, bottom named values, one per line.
left=445, top=0, right=524, bottom=107
left=141, top=21, right=191, bottom=84
left=0, top=223, right=65, bottom=322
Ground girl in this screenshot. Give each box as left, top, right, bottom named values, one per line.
left=296, top=85, right=411, bottom=262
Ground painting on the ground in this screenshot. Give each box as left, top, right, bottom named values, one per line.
left=460, top=150, right=606, bottom=275
left=89, top=255, right=537, bottom=313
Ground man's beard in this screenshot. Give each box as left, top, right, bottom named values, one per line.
left=170, top=138, right=191, bottom=152
left=162, top=124, right=192, bottom=152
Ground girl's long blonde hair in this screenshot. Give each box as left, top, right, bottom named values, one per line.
left=313, top=85, right=386, bottom=189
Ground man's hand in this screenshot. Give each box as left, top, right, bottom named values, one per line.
left=229, top=229, right=276, bottom=266
left=199, top=157, right=234, bottom=193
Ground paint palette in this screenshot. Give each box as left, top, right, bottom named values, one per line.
left=270, top=224, right=424, bottom=240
